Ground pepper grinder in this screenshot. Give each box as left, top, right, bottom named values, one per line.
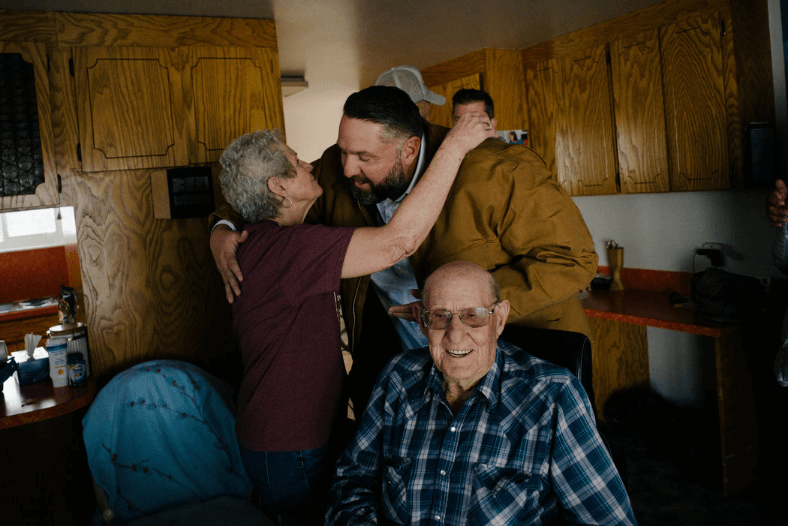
left=605, top=240, right=625, bottom=291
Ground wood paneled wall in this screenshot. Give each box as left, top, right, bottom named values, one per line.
left=68, top=170, right=236, bottom=383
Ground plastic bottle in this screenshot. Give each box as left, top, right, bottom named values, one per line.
left=46, top=337, right=68, bottom=388
left=67, top=352, right=87, bottom=387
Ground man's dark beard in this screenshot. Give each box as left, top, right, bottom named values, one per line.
left=350, top=157, right=410, bottom=206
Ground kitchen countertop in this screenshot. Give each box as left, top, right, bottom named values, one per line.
left=581, top=288, right=733, bottom=337
left=0, top=297, right=59, bottom=323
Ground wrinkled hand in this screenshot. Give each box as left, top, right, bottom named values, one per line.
left=210, top=224, right=248, bottom=303
left=767, top=179, right=788, bottom=227
left=388, top=289, right=423, bottom=323
left=443, top=111, right=498, bottom=156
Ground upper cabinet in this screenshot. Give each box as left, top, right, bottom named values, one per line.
left=555, top=43, right=618, bottom=196
left=73, top=45, right=283, bottom=172
left=1, top=11, right=286, bottom=209
left=659, top=14, right=729, bottom=191
left=609, top=29, right=670, bottom=194
left=522, top=0, right=773, bottom=195
left=421, top=49, right=528, bottom=131
left=0, top=11, right=61, bottom=211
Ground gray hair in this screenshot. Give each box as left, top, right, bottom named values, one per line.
left=219, top=130, right=294, bottom=223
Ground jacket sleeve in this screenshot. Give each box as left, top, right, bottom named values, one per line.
left=490, top=156, right=598, bottom=320
left=208, top=203, right=245, bottom=231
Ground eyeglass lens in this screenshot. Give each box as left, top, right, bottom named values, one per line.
left=424, top=306, right=495, bottom=329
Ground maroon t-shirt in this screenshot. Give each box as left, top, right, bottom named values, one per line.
left=233, top=220, right=355, bottom=451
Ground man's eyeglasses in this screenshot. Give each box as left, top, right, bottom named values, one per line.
left=421, top=303, right=498, bottom=330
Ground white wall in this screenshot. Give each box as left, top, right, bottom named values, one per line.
left=574, top=189, right=779, bottom=279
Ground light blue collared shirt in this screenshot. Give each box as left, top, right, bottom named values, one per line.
left=369, top=132, right=428, bottom=350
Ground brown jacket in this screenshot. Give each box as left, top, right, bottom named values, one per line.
left=211, top=121, right=598, bottom=355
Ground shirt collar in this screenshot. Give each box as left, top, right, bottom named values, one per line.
left=419, top=343, right=504, bottom=409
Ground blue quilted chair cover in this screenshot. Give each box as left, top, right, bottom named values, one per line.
left=83, top=360, right=253, bottom=523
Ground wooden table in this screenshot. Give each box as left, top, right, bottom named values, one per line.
left=1, top=372, right=98, bottom=524
left=1, top=372, right=97, bottom=429
left=582, top=288, right=757, bottom=497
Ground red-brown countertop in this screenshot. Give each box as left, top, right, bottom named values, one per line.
left=0, top=304, right=59, bottom=323
left=581, top=288, right=733, bottom=337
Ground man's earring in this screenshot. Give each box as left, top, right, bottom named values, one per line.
left=282, top=196, right=293, bottom=208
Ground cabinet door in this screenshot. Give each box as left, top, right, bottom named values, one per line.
left=610, top=30, right=670, bottom=194
left=182, top=47, right=284, bottom=164
left=660, top=13, right=729, bottom=191
left=73, top=47, right=181, bottom=172
left=0, top=42, right=59, bottom=211
left=426, top=73, right=481, bottom=128
left=525, top=58, right=561, bottom=178
left=555, top=44, right=618, bottom=196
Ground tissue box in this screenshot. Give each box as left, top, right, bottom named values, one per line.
left=11, top=349, right=50, bottom=386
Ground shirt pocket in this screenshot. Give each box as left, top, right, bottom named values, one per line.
left=381, top=456, right=411, bottom=524
left=468, top=463, right=545, bottom=525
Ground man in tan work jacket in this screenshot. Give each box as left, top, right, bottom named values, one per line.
left=210, top=85, right=598, bottom=416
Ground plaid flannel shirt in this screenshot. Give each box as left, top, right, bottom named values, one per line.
left=326, top=341, right=637, bottom=526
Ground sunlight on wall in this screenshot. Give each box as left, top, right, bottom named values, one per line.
left=276, top=0, right=361, bottom=162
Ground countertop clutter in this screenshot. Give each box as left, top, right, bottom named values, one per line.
left=0, top=296, right=59, bottom=322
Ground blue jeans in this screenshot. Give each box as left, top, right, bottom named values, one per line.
left=240, top=445, right=330, bottom=526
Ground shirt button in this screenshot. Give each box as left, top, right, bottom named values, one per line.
left=440, top=469, right=446, bottom=476
left=435, top=515, right=441, bottom=521
left=450, top=426, right=456, bottom=432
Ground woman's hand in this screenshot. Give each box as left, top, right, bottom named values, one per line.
left=440, top=111, right=498, bottom=158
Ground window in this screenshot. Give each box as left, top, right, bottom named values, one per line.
left=0, top=206, right=77, bottom=252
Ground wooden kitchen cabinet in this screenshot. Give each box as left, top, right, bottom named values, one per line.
left=555, top=43, right=618, bottom=196
left=660, top=13, right=729, bottom=191
left=525, top=58, right=559, bottom=177
left=73, top=45, right=284, bottom=172
left=522, top=0, right=771, bottom=195
left=609, top=30, right=670, bottom=194
left=421, top=48, right=528, bottom=131
left=0, top=40, right=60, bottom=211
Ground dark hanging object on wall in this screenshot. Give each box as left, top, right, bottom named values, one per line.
left=0, top=53, right=46, bottom=197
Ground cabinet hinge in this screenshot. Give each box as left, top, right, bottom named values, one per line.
left=720, top=19, right=726, bottom=37
left=57, top=174, right=62, bottom=193
left=615, top=172, right=621, bottom=187
left=69, top=57, right=75, bottom=77
left=76, top=143, right=82, bottom=163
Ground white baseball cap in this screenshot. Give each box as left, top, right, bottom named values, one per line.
left=375, top=65, right=446, bottom=105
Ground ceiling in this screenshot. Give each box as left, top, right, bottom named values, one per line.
left=3, top=0, right=666, bottom=86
